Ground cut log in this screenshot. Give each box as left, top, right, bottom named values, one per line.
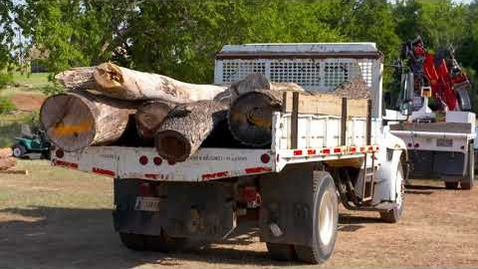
left=0, top=157, right=16, bottom=170
left=228, top=73, right=271, bottom=101
left=0, top=148, right=12, bottom=159
left=40, top=91, right=138, bottom=152
left=135, top=100, right=176, bottom=139
left=55, top=67, right=96, bottom=90
left=229, top=89, right=369, bottom=147
left=93, top=62, right=227, bottom=102
left=154, top=100, right=228, bottom=162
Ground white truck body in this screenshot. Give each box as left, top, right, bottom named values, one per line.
left=50, top=43, right=407, bottom=264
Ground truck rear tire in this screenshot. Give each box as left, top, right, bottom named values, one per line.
left=461, top=142, right=474, bottom=190
left=294, top=171, right=338, bottom=264
left=266, top=242, right=296, bottom=261
left=444, top=182, right=459, bottom=189
left=380, top=161, right=405, bottom=223
left=119, top=230, right=186, bottom=252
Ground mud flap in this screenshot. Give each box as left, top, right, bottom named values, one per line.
left=113, top=179, right=235, bottom=240
left=259, top=163, right=317, bottom=246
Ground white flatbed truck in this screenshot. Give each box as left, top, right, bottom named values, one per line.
left=50, top=43, right=408, bottom=264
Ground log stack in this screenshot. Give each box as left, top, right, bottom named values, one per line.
left=0, top=148, right=16, bottom=171
left=41, top=63, right=370, bottom=163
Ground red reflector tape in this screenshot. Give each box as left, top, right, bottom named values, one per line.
left=144, top=174, right=159, bottom=179
left=368, top=146, right=374, bottom=151
left=245, top=167, right=272, bottom=174
left=321, top=149, right=330, bottom=155
left=360, top=147, right=366, bottom=152
left=53, top=159, right=78, bottom=169
left=202, top=171, right=229, bottom=180
left=350, top=147, right=357, bottom=153
left=307, top=149, right=316, bottom=155
left=92, top=167, right=115, bottom=177
left=334, top=148, right=341, bottom=153
left=293, top=150, right=302, bottom=156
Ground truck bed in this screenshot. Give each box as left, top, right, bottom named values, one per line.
left=389, top=122, right=472, bottom=133
left=51, top=112, right=380, bottom=182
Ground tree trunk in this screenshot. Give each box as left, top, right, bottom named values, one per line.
left=135, top=100, right=176, bottom=139
left=0, top=157, right=16, bottom=170
left=0, top=148, right=12, bottom=159
left=93, top=62, right=227, bottom=102
left=40, top=91, right=138, bottom=152
left=55, top=67, right=97, bottom=90
left=154, top=100, right=228, bottom=162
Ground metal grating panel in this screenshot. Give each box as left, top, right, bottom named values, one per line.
left=222, top=60, right=266, bottom=82
left=270, top=60, right=321, bottom=87
left=218, top=58, right=373, bottom=92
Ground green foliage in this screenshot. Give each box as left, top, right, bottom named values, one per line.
left=0, top=97, right=15, bottom=114
left=40, top=83, right=65, bottom=96
left=0, top=73, right=14, bottom=89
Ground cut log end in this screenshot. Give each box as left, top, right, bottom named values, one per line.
left=228, top=91, right=282, bottom=147
left=40, top=93, right=96, bottom=152
left=135, top=100, right=175, bottom=139
left=154, top=130, right=191, bottom=162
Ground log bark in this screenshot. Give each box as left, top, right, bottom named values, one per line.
left=0, top=157, right=16, bottom=170
left=135, top=100, right=176, bottom=139
left=0, top=148, right=12, bottom=159
left=40, top=91, right=138, bottom=152
left=154, top=100, right=228, bottom=162
left=55, top=67, right=96, bottom=90
left=93, top=62, right=227, bottom=102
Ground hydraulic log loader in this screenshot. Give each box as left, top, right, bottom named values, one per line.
left=386, top=36, right=475, bottom=190
left=50, top=43, right=408, bottom=264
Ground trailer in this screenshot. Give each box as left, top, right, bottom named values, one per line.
left=50, top=43, right=408, bottom=264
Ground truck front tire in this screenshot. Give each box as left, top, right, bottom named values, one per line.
left=294, top=171, right=338, bottom=264
left=380, top=161, right=405, bottom=223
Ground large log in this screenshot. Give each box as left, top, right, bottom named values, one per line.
left=135, top=100, right=176, bottom=139
left=55, top=67, right=96, bottom=90
left=0, top=148, right=12, bottom=159
left=40, top=91, right=137, bottom=152
left=228, top=88, right=369, bottom=147
left=0, top=157, right=16, bottom=171
left=93, top=62, right=227, bottom=102
left=154, top=100, right=228, bottom=162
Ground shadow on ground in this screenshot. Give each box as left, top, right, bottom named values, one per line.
left=0, top=205, right=394, bottom=269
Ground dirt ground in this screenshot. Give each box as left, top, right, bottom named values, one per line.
left=10, top=93, right=45, bottom=112
left=0, top=161, right=478, bottom=268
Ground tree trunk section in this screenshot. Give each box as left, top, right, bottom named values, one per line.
left=135, top=100, right=176, bottom=139
left=0, top=148, right=12, bottom=159
left=228, top=90, right=285, bottom=147
left=154, top=100, right=228, bottom=162
left=0, top=157, right=16, bottom=170
left=40, top=91, right=137, bottom=152
left=55, top=67, right=97, bottom=90
left=93, top=62, right=227, bottom=102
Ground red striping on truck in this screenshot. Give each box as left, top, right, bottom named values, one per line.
left=92, top=167, right=115, bottom=177
left=245, top=167, right=272, bottom=174
left=202, top=171, right=229, bottom=180
left=293, top=150, right=302, bottom=156
left=52, top=159, right=78, bottom=169
left=307, top=149, right=316, bottom=155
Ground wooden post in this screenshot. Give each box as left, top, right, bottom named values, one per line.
left=366, top=99, right=372, bottom=145
left=291, top=92, right=299, bottom=149
left=341, top=98, right=347, bottom=146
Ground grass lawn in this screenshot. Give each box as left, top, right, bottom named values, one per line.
left=2, top=72, right=51, bottom=96
left=0, top=160, right=112, bottom=210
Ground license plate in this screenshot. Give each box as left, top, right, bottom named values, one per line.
left=437, top=138, right=453, bottom=147
left=134, top=197, right=161, bottom=211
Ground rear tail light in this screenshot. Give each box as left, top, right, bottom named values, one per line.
left=407, top=143, right=412, bottom=148
left=55, top=149, right=64, bottom=159
left=139, top=156, right=148, bottom=165
left=260, top=154, right=270, bottom=164
left=414, top=143, right=420, bottom=148
left=153, top=157, right=162, bottom=166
